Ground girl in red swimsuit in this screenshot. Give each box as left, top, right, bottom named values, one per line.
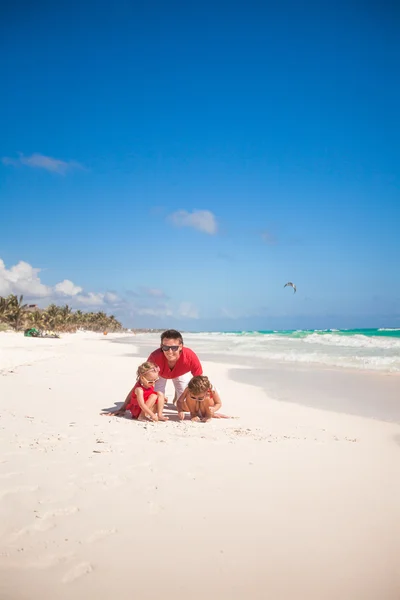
left=105, top=362, right=169, bottom=421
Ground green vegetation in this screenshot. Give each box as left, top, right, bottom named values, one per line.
left=0, top=295, right=123, bottom=333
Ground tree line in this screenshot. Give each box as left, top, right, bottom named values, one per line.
left=0, top=294, right=123, bottom=333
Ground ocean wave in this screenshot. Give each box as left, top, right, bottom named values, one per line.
left=200, top=328, right=400, bottom=344
left=301, top=333, right=400, bottom=350
left=247, top=351, right=400, bottom=372
left=184, top=330, right=400, bottom=374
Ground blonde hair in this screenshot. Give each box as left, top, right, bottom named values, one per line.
left=136, top=361, right=158, bottom=381
left=188, top=375, right=211, bottom=395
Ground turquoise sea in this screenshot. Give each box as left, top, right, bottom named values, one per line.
left=182, top=328, right=400, bottom=373
left=226, top=328, right=400, bottom=339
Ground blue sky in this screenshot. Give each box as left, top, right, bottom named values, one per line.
left=1, top=1, right=399, bottom=330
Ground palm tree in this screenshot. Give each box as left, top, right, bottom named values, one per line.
left=73, top=310, right=84, bottom=330
left=57, top=305, right=73, bottom=331
left=6, top=294, right=28, bottom=331
left=107, top=315, right=121, bottom=332
left=27, top=310, right=45, bottom=330
left=0, top=295, right=124, bottom=333
left=0, top=296, right=12, bottom=323
left=43, top=304, right=61, bottom=330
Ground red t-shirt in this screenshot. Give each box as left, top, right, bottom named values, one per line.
left=147, top=347, right=202, bottom=380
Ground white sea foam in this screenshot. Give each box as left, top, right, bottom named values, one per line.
left=302, top=333, right=400, bottom=350
left=185, top=331, right=400, bottom=373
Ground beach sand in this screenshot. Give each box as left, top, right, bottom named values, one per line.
left=0, top=332, right=399, bottom=600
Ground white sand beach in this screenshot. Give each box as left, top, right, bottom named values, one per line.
left=0, top=332, right=399, bottom=600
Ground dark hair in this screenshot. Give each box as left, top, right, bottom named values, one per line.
left=161, top=329, right=183, bottom=344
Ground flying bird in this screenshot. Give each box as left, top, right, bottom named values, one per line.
left=284, top=282, right=296, bottom=294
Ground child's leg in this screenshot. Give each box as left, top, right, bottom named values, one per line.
left=211, top=412, right=232, bottom=418
left=208, top=389, right=231, bottom=417
left=156, top=392, right=169, bottom=421
left=208, top=391, right=221, bottom=414
left=137, top=393, right=158, bottom=421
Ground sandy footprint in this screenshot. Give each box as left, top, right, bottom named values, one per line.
left=36, top=506, right=79, bottom=530
left=148, top=501, right=163, bottom=515
left=86, top=473, right=125, bottom=489
left=11, top=506, right=79, bottom=537
left=62, top=561, right=93, bottom=583
left=47, top=506, right=79, bottom=517
left=86, top=528, right=117, bottom=543
left=0, top=471, right=23, bottom=479
left=0, top=485, right=39, bottom=501
left=29, top=552, right=75, bottom=569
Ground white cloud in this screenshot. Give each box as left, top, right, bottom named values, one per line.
left=0, top=259, right=51, bottom=297
left=54, top=279, right=83, bottom=296
left=75, top=292, right=105, bottom=307
left=104, top=292, right=119, bottom=304
left=137, top=306, right=173, bottom=317
left=141, top=287, right=167, bottom=298
left=168, top=209, right=217, bottom=234
left=178, top=302, right=199, bottom=319
left=132, top=301, right=199, bottom=320
left=0, top=258, right=200, bottom=323
left=0, top=258, right=120, bottom=311
left=220, top=307, right=239, bottom=319
left=74, top=291, right=121, bottom=308
left=2, top=153, right=84, bottom=175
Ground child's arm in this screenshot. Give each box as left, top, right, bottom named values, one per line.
left=101, top=390, right=132, bottom=416
left=210, top=389, right=222, bottom=413
left=117, top=389, right=133, bottom=413
left=121, top=386, right=135, bottom=409
left=209, top=389, right=233, bottom=419
left=176, top=388, right=189, bottom=420
left=135, top=388, right=157, bottom=421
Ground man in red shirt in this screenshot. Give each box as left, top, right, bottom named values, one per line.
left=148, top=329, right=202, bottom=403
left=116, top=330, right=202, bottom=411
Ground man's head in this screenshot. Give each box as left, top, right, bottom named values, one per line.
left=160, top=329, right=183, bottom=358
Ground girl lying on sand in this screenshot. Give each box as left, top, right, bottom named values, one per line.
left=104, top=362, right=169, bottom=422
left=177, top=375, right=232, bottom=422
